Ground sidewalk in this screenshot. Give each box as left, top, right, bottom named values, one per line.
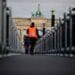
left=0, top=53, right=21, bottom=58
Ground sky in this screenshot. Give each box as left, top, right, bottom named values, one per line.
left=7, top=0, right=75, bottom=19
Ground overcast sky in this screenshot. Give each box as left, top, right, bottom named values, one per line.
left=7, top=0, right=75, bottom=19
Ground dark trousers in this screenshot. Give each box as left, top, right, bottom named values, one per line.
left=25, top=47, right=29, bottom=54
left=29, top=38, right=37, bottom=55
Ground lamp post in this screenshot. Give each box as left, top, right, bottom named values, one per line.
left=51, top=10, right=55, bottom=27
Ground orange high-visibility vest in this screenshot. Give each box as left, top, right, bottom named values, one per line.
left=28, top=27, right=38, bottom=38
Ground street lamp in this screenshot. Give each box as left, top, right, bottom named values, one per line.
left=51, top=10, right=55, bottom=27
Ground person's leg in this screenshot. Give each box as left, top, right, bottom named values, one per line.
left=29, top=38, right=37, bottom=55
left=25, top=48, right=28, bottom=54
left=29, top=38, right=34, bottom=55
left=27, top=48, right=28, bottom=54
left=31, top=38, right=37, bottom=55
left=29, top=38, right=33, bottom=54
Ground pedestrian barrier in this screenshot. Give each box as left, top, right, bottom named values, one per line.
left=34, top=7, right=75, bottom=56
left=0, top=0, right=23, bottom=55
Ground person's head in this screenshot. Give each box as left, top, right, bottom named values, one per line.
left=30, top=22, right=35, bottom=27
left=24, top=35, right=26, bottom=38
left=24, top=35, right=28, bottom=39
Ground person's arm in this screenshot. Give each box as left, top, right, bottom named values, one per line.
left=36, top=28, right=40, bottom=38
left=27, top=29, right=29, bottom=34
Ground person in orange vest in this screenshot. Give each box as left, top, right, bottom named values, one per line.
left=27, top=22, right=39, bottom=55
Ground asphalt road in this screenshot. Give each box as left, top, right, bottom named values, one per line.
left=0, top=55, right=75, bottom=75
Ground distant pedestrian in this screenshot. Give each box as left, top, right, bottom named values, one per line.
left=27, top=22, right=39, bottom=55
left=42, top=23, right=46, bottom=36
left=24, top=35, right=30, bottom=54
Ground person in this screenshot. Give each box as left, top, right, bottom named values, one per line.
left=42, top=23, right=46, bottom=36
left=24, top=35, right=30, bottom=54
left=27, top=22, right=39, bottom=55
